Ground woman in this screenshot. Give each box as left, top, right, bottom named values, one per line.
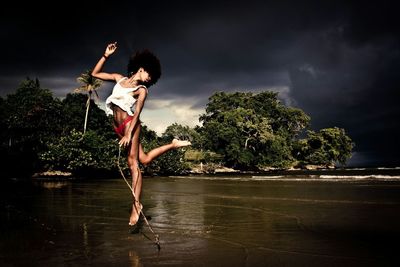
left=92, top=42, right=191, bottom=226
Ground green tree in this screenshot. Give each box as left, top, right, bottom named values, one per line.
left=250, top=92, right=310, bottom=139
left=40, top=129, right=119, bottom=175
left=74, top=70, right=103, bottom=134
left=61, top=93, right=114, bottom=138
left=294, top=127, right=354, bottom=166
left=1, top=78, right=63, bottom=175
left=199, top=91, right=310, bottom=169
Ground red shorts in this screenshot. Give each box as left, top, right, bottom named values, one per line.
left=114, top=116, right=133, bottom=136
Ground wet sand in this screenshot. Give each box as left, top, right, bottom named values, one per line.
left=1, top=175, right=400, bottom=266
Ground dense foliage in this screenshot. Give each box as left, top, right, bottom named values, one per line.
left=39, top=129, right=119, bottom=174
left=199, top=92, right=311, bottom=169
left=0, top=78, right=188, bottom=178
left=0, top=79, right=63, bottom=176
left=0, top=78, right=354, bottom=178
left=293, top=127, right=354, bottom=166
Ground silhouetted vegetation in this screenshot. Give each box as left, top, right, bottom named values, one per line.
left=0, top=78, right=354, bottom=178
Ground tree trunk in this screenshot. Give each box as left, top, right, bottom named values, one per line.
left=83, top=93, right=91, bottom=134
left=245, top=137, right=250, bottom=149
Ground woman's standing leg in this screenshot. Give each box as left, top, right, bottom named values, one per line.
left=127, top=123, right=143, bottom=225
left=126, top=123, right=191, bottom=225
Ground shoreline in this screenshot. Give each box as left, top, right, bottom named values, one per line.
left=29, top=166, right=400, bottom=180
left=32, top=170, right=73, bottom=178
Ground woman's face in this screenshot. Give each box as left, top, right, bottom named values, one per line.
left=140, top=68, right=151, bottom=83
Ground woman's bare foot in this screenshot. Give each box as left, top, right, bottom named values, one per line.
left=172, top=138, right=191, bottom=148
left=129, top=201, right=143, bottom=226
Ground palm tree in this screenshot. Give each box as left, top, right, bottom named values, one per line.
left=74, top=70, right=103, bottom=134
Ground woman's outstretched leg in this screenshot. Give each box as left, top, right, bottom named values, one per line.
left=127, top=123, right=143, bottom=225
left=138, top=130, right=191, bottom=166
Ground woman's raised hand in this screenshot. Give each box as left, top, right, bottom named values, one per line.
left=104, top=42, right=117, bottom=57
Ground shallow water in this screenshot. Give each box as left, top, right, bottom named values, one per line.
left=1, top=175, right=400, bottom=266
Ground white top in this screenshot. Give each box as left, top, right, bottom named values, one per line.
left=105, top=77, right=147, bottom=116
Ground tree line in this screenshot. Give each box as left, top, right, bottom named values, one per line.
left=0, top=78, right=354, bottom=178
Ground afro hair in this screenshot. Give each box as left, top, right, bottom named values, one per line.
left=127, top=49, right=161, bottom=87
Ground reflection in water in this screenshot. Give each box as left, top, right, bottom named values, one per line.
left=83, top=223, right=90, bottom=259
left=34, top=180, right=70, bottom=189
left=1, top=176, right=400, bottom=266
left=151, top=179, right=206, bottom=233
left=128, top=250, right=143, bottom=267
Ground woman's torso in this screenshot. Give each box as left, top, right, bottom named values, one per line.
left=105, top=77, right=147, bottom=118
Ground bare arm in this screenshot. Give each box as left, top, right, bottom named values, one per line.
left=91, top=42, right=123, bottom=81
left=119, top=87, right=148, bottom=147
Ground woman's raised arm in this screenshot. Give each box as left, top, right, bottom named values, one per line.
left=91, top=42, right=122, bottom=81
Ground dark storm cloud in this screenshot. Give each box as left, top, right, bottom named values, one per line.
left=0, top=0, right=399, bottom=166
left=287, top=1, right=400, bottom=166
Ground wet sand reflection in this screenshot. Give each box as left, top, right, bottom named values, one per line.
left=1, top=176, right=400, bottom=266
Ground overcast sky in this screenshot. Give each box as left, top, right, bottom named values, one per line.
left=1, top=0, right=399, bottom=166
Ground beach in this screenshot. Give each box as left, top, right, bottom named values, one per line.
left=1, top=171, right=400, bottom=266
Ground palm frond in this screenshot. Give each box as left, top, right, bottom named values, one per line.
left=74, top=85, right=87, bottom=93
left=74, top=70, right=103, bottom=94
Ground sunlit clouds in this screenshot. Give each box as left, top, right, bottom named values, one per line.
left=141, top=98, right=203, bottom=135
